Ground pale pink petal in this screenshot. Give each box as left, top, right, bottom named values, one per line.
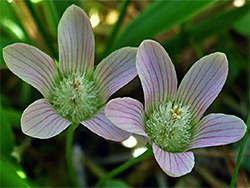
left=105, top=97, right=147, bottom=137
left=136, top=40, right=177, bottom=115
left=153, top=144, right=195, bottom=177
left=3, top=43, right=59, bottom=99
left=93, top=47, right=137, bottom=103
left=176, top=52, right=228, bottom=122
left=81, top=107, right=130, bottom=142
left=58, top=5, right=94, bottom=77
left=189, top=113, right=246, bottom=149
left=21, top=99, right=71, bottom=139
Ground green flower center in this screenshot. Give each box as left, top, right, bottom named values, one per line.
left=51, top=73, right=99, bottom=123
left=144, top=101, right=192, bottom=153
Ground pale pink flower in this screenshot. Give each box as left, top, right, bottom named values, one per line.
left=105, top=40, right=246, bottom=177
left=3, top=5, right=137, bottom=141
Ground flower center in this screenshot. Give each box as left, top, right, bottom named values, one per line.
left=144, top=101, right=192, bottom=153
left=51, top=73, right=99, bottom=123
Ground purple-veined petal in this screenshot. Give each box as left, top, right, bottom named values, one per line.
left=176, top=52, right=228, bottom=122
left=3, top=43, right=59, bottom=99
left=81, top=107, right=130, bottom=142
left=189, top=113, right=246, bottom=150
left=58, top=5, right=94, bottom=77
left=105, top=97, right=147, bottom=137
left=93, top=47, right=137, bottom=103
left=136, top=40, right=177, bottom=115
left=153, top=144, right=195, bottom=177
left=21, top=99, right=71, bottom=139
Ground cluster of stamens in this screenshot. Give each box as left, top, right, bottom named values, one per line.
left=169, top=105, right=183, bottom=120
left=144, top=101, right=192, bottom=153
left=51, top=73, right=99, bottom=123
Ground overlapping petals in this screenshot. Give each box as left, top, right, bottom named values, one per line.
left=189, top=114, right=246, bottom=149
left=81, top=107, right=130, bottom=142
left=176, top=53, right=228, bottom=122
left=3, top=43, right=59, bottom=99
left=94, top=48, right=137, bottom=103
left=58, top=5, right=95, bottom=77
left=105, top=97, right=147, bottom=137
left=21, top=99, right=71, bottom=139
left=136, top=40, right=177, bottom=115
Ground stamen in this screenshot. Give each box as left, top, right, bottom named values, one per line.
left=169, top=109, right=174, bottom=115
left=51, top=73, right=99, bottom=123
left=145, top=101, right=192, bottom=153
left=70, top=73, right=81, bottom=88
left=176, top=115, right=181, bottom=120
left=177, top=109, right=183, bottom=115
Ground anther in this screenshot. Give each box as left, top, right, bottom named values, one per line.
left=176, top=115, right=181, bottom=120
left=174, top=105, right=180, bottom=113
left=173, top=113, right=177, bottom=119
left=177, top=109, right=183, bottom=115
left=169, top=109, right=174, bottom=115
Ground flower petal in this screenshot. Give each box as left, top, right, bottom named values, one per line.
left=3, top=43, right=59, bottom=99
left=189, top=113, right=246, bottom=149
left=153, top=144, right=195, bottom=177
left=176, top=52, right=228, bottom=122
left=93, top=47, right=137, bottom=103
left=136, top=40, right=177, bottom=115
left=105, top=97, right=147, bottom=137
left=58, top=5, right=94, bottom=77
left=21, top=99, right=71, bottom=139
left=81, top=107, right=130, bottom=142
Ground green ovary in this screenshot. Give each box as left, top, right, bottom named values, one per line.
left=51, top=73, right=99, bottom=123
left=145, top=101, right=192, bottom=153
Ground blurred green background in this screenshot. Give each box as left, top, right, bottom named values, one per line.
left=0, top=0, right=249, bottom=187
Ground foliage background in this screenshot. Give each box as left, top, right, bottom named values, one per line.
left=0, top=0, right=249, bottom=187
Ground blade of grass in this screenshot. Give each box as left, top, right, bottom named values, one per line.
left=230, top=111, right=250, bottom=188
left=111, top=0, right=217, bottom=51
left=0, top=102, right=15, bottom=162
left=102, top=0, right=130, bottom=58
left=95, top=149, right=153, bottom=187
left=163, top=5, right=249, bottom=56
left=24, top=0, right=57, bottom=58
left=0, top=160, right=29, bottom=187
left=41, top=1, right=59, bottom=37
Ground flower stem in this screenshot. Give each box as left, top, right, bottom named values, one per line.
left=230, top=111, right=250, bottom=188
left=66, top=124, right=79, bottom=187
left=95, top=149, right=153, bottom=187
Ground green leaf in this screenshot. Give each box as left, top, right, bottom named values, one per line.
left=0, top=160, right=29, bottom=187
left=5, top=108, right=22, bottom=129
left=110, top=0, right=217, bottom=52
left=233, top=11, right=250, bottom=37
left=230, top=112, right=250, bottom=188
left=163, top=5, right=249, bottom=56
left=0, top=102, right=15, bottom=161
